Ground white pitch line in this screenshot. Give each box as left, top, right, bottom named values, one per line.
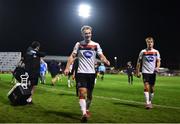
left=40, top=86, right=180, bottom=110
left=94, top=96, right=180, bottom=110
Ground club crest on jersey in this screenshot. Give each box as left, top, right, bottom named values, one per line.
left=83, top=51, right=93, bottom=58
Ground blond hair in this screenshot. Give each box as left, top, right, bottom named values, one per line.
left=81, top=25, right=92, bottom=33
left=145, top=36, right=154, bottom=42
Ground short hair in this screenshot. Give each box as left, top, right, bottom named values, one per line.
left=145, top=36, right=154, bottom=42
left=31, top=41, right=40, bottom=49
left=81, top=25, right=92, bottom=33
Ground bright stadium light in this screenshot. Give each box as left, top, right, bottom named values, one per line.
left=78, top=4, right=91, bottom=18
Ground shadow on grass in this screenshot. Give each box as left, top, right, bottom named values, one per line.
left=45, top=110, right=80, bottom=120
left=58, top=92, right=75, bottom=96
left=113, top=102, right=143, bottom=108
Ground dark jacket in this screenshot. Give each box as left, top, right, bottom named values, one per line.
left=24, top=47, right=45, bottom=75
left=127, top=66, right=134, bottom=75
left=48, top=60, right=60, bottom=77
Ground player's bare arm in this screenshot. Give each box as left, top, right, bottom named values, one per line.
left=155, top=58, right=161, bottom=72
left=99, top=54, right=110, bottom=66
left=135, top=59, right=141, bottom=78
left=64, top=53, right=76, bottom=75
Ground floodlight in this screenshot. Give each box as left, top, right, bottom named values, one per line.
left=78, top=4, right=91, bottom=18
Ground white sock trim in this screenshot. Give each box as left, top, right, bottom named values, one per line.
left=79, top=99, right=86, bottom=115
left=144, top=92, right=150, bottom=104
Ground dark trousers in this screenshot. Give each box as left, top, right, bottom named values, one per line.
left=128, top=74, right=133, bottom=84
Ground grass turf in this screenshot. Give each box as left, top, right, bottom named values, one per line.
left=0, top=73, right=180, bottom=123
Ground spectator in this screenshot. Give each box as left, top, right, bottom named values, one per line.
left=98, top=63, right=106, bottom=80
left=39, top=58, right=48, bottom=84
left=48, top=60, right=60, bottom=86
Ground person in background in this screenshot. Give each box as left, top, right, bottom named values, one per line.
left=67, top=63, right=74, bottom=88
left=57, top=62, right=64, bottom=82
left=48, top=60, right=60, bottom=86
left=24, top=41, right=45, bottom=104
left=98, top=63, right=106, bottom=80
left=126, top=61, right=134, bottom=85
left=135, top=36, right=161, bottom=109
left=94, top=62, right=99, bottom=84
left=39, top=58, right=48, bottom=84
left=72, top=58, right=79, bottom=96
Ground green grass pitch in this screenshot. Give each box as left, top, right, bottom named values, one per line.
left=0, top=73, right=180, bottom=123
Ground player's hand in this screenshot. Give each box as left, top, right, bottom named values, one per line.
left=136, top=73, right=141, bottom=78
left=72, top=75, right=75, bottom=80
left=154, top=68, right=159, bottom=73
left=135, top=71, right=141, bottom=78
left=105, top=60, right=110, bottom=66
left=64, top=68, right=69, bottom=76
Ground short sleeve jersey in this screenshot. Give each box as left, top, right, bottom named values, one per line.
left=72, top=40, right=103, bottom=74
left=138, top=48, right=160, bottom=74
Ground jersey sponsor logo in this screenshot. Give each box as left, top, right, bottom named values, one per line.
left=146, top=56, right=154, bottom=62
left=83, top=51, right=93, bottom=58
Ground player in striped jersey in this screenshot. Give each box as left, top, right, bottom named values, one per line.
left=64, top=25, right=110, bottom=122
left=135, top=36, right=161, bottom=109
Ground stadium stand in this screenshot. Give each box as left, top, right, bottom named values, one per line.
left=44, top=55, right=101, bottom=63
left=0, top=52, right=21, bottom=72
left=43, top=56, right=68, bottom=62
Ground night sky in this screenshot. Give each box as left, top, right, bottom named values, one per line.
left=0, top=0, right=180, bottom=69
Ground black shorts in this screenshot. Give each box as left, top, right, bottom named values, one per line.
left=59, top=71, right=63, bottom=75
left=76, top=73, right=95, bottom=93
left=142, top=73, right=156, bottom=85
left=50, top=72, right=59, bottom=78
left=99, top=71, right=104, bottom=75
